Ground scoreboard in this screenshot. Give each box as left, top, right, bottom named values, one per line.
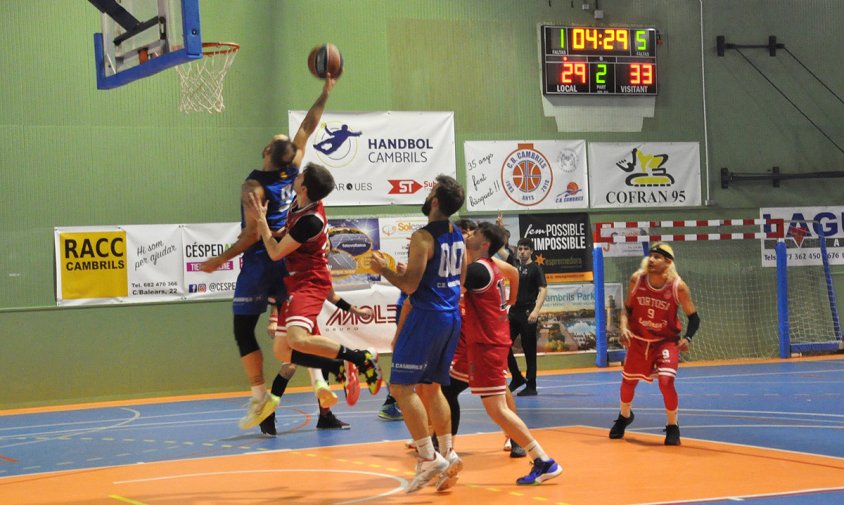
left=541, top=26, right=658, bottom=96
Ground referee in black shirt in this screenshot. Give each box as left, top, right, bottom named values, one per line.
left=507, top=238, right=548, bottom=396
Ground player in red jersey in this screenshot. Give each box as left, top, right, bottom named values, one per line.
left=249, top=163, right=382, bottom=405
left=609, top=242, right=700, bottom=445
left=461, top=222, right=561, bottom=486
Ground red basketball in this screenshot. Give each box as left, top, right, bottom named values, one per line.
left=308, top=43, right=344, bottom=79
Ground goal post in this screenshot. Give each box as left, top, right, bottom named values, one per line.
left=592, top=218, right=842, bottom=367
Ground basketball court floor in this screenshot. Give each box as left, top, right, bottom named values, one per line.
left=2, top=356, right=843, bottom=504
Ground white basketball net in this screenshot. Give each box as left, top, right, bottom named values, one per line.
left=175, top=43, right=239, bottom=114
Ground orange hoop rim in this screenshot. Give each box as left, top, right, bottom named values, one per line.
left=201, top=42, right=240, bottom=56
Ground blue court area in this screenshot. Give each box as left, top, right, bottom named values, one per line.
left=2, top=357, right=843, bottom=504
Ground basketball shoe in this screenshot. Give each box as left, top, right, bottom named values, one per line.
left=406, top=452, right=448, bottom=494
left=609, top=411, right=635, bottom=439
left=239, top=392, right=279, bottom=430
left=516, top=458, right=562, bottom=485
left=435, top=450, right=464, bottom=492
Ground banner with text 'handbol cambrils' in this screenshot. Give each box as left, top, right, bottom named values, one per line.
left=588, top=142, right=701, bottom=209
left=464, top=140, right=588, bottom=212
left=288, top=111, right=456, bottom=206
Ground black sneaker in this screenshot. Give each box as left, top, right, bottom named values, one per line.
left=510, top=439, right=527, bottom=458
left=316, top=411, right=350, bottom=430
left=609, top=411, right=634, bottom=439
left=508, top=375, right=526, bottom=392
left=517, top=387, right=538, bottom=397
left=259, top=412, right=277, bottom=435
left=664, top=424, right=681, bottom=445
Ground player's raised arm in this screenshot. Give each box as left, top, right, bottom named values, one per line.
left=371, top=229, right=432, bottom=295
left=292, top=76, right=337, bottom=165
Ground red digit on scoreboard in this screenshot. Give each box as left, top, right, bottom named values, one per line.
left=629, top=63, right=654, bottom=85
left=561, top=61, right=587, bottom=84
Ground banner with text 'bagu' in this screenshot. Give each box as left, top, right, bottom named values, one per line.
left=464, top=140, right=588, bottom=212
left=588, top=142, right=701, bottom=209
left=288, top=111, right=455, bottom=206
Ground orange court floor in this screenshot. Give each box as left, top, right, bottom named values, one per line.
left=2, top=357, right=844, bottom=504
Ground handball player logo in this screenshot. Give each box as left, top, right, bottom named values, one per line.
left=501, top=143, right=553, bottom=207
left=311, top=121, right=361, bottom=168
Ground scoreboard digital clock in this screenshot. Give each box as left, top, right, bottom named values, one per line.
left=541, top=26, right=658, bottom=96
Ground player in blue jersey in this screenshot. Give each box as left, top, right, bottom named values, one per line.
left=201, top=76, right=352, bottom=432
left=371, top=174, right=467, bottom=494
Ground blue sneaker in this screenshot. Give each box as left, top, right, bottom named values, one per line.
left=516, top=458, right=562, bottom=485
left=378, top=402, right=403, bottom=421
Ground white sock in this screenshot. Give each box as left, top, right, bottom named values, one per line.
left=437, top=434, right=453, bottom=455
left=251, top=384, right=267, bottom=399
left=308, top=368, right=328, bottom=391
left=525, top=439, right=549, bottom=461
left=414, top=436, right=436, bottom=460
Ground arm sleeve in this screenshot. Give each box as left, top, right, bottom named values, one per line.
left=464, top=262, right=492, bottom=290
left=288, top=215, right=323, bottom=243
left=685, top=312, right=700, bottom=339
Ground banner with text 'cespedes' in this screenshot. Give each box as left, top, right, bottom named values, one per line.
left=464, top=140, right=588, bottom=212
left=588, top=142, right=701, bottom=209
left=288, top=111, right=455, bottom=206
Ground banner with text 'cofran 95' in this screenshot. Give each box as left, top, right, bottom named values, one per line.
left=464, top=140, right=588, bottom=212
left=289, top=111, right=455, bottom=206
left=588, top=142, right=701, bottom=209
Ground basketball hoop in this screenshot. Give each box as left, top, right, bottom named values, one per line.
left=175, top=42, right=240, bottom=113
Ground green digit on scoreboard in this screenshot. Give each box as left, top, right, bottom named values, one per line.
left=636, top=30, right=648, bottom=51
left=560, top=28, right=565, bottom=49
left=596, top=63, right=607, bottom=84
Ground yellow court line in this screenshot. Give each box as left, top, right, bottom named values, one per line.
left=108, top=495, right=148, bottom=505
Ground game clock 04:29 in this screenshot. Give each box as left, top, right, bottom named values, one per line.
left=541, top=26, right=658, bottom=96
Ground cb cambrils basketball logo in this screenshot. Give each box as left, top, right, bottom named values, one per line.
left=501, top=143, right=553, bottom=206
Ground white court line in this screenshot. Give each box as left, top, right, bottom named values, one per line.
left=113, top=468, right=408, bottom=504
left=633, top=485, right=844, bottom=505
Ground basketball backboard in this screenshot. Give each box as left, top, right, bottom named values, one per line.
left=89, top=0, right=201, bottom=89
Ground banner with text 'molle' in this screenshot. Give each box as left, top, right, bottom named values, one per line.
left=464, top=140, right=588, bottom=212
left=288, top=111, right=455, bottom=206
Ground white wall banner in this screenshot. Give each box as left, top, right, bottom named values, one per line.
left=125, top=225, right=183, bottom=302
left=588, top=142, right=701, bottom=209
left=289, top=111, right=456, bottom=206
left=464, top=140, right=588, bottom=211
left=181, top=223, right=242, bottom=300
left=760, top=206, right=844, bottom=267
left=317, top=283, right=402, bottom=353
left=597, top=225, right=650, bottom=258
left=377, top=216, right=428, bottom=271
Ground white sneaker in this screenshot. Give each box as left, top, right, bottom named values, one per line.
left=503, top=437, right=512, bottom=451
left=435, top=450, right=464, bottom=492
left=314, top=382, right=338, bottom=409
left=239, top=392, right=279, bottom=430
left=405, top=452, right=448, bottom=494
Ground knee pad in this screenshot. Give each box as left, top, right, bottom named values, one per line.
left=233, top=314, right=261, bottom=357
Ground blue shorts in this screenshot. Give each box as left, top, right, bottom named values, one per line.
left=232, top=247, right=287, bottom=315
left=390, top=308, right=461, bottom=385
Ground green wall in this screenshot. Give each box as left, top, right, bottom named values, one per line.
left=2, top=0, right=843, bottom=408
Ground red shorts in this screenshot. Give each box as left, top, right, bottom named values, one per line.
left=622, top=338, right=679, bottom=383
left=281, top=272, right=331, bottom=335
left=467, top=342, right=509, bottom=396
left=449, top=333, right=469, bottom=383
